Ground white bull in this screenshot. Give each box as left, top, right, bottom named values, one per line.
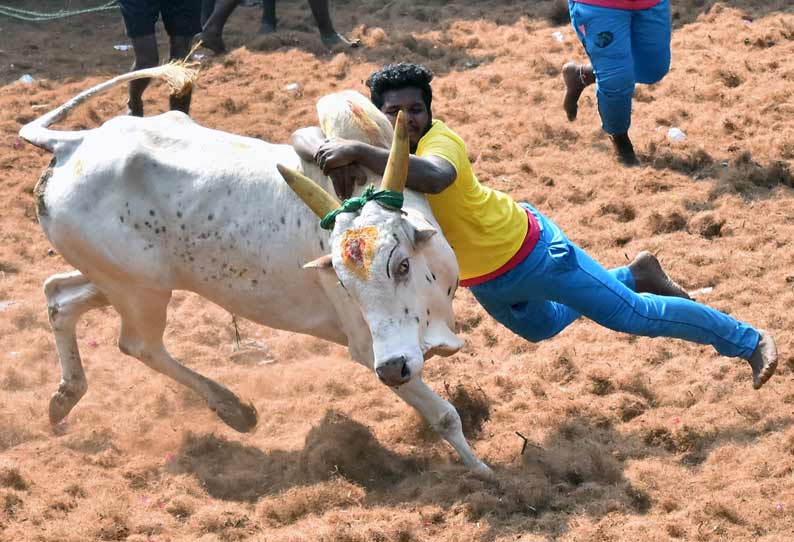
left=19, top=65, right=491, bottom=476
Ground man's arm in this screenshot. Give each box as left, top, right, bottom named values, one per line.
left=290, top=127, right=368, bottom=198
left=291, top=127, right=326, bottom=162
left=316, top=140, right=456, bottom=195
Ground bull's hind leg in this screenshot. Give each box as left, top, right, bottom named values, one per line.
left=114, top=288, right=258, bottom=432
left=392, top=378, right=493, bottom=477
left=44, top=271, right=110, bottom=424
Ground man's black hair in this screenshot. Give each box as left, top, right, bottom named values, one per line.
left=365, top=63, right=434, bottom=112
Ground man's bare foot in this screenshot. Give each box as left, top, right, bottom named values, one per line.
left=562, top=62, right=590, bottom=122
left=320, top=31, right=361, bottom=51
left=197, top=30, right=226, bottom=55
left=629, top=251, right=690, bottom=299
left=747, top=330, right=777, bottom=390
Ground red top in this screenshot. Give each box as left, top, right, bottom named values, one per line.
left=573, top=0, right=662, bottom=9
left=460, top=207, right=540, bottom=287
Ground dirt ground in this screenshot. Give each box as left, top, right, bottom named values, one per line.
left=1, top=0, right=794, bottom=541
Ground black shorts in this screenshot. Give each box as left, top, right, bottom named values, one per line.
left=119, top=0, right=202, bottom=38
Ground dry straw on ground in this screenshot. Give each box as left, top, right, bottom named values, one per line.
left=1, top=0, right=793, bottom=541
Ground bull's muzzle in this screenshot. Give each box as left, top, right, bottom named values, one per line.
left=375, top=355, right=411, bottom=387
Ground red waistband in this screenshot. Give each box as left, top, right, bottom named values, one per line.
left=573, top=0, right=662, bottom=10
left=460, top=207, right=540, bottom=287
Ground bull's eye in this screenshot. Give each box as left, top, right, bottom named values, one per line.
left=396, top=258, right=410, bottom=277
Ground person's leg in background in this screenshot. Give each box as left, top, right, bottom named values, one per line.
left=163, top=0, right=202, bottom=114
left=119, top=0, right=160, bottom=117
left=260, top=0, right=277, bottom=34
left=307, top=0, right=358, bottom=49
left=631, top=0, right=672, bottom=86
left=198, top=0, right=241, bottom=54
left=564, top=1, right=638, bottom=165
left=166, top=35, right=194, bottom=113
left=201, top=0, right=215, bottom=26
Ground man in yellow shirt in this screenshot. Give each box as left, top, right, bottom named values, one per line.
left=291, top=63, right=777, bottom=389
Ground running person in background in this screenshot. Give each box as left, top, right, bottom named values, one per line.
left=562, top=0, right=672, bottom=165
left=292, top=63, right=778, bottom=389
left=199, top=0, right=358, bottom=54
left=118, top=0, right=201, bottom=116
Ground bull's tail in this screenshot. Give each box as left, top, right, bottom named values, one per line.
left=19, top=63, right=198, bottom=154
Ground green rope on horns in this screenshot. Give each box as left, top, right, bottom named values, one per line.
left=320, top=185, right=404, bottom=230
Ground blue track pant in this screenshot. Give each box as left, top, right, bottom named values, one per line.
left=470, top=205, right=760, bottom=360
left=569, top=0, right=672, bottom=134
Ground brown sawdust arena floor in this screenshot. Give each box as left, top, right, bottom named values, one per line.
left=1, top=0, right=794, bottom=540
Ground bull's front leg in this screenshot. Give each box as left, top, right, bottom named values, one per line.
left=391, top=377, right=493, bottom=477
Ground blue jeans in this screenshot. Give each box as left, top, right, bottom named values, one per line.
left=469, top=205, right=760, bottom=359
left=569, top=0, right=671, bottom=134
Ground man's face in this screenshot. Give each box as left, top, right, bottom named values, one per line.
left=379, top=87, right=431, bottom=151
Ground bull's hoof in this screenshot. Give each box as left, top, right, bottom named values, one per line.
left=206, top=380, right=259, bottom=432
left=470, top=461, right=495, bottom=479
left=49, top=383, right=86, bottom=425
left=216, top=399, right=259, bottom=433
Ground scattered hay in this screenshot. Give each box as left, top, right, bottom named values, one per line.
left=703, top=499, right=746, bottom=525
left=64, top=483, right=86, bottom=499
left=587, top=369, right=615, bottom=396
left=0, top=367, right=27, bottom=391
left=300, top=411, right=416, bottom=488
left=91, top=499, right=130, bottom=541
left=175, top=432, right=293, bottom=502
left=122, top=466, right=160, bottom=490
left=446, top=383, right=491, bottom=439
left=165, top=497, right=195, bottom=521
left=0, top=468, right=27, bottom=491
left=617, top=373, right=657, bottom=405
left=616, top=394, right=648, bottom=422
left=599, top=201, right=636, bottom=223
left=644, top=143, right=714, bottom=175
left=327, top=53, right=350, bottom=80
left=192, top=507, right=253, bottom=540
left=710, top=152, right=794, bottom=199
left=545, top=0, right=570, bottom=25
left=539, top=350, right=579, bottom=384
left=63, top=429, right=117, bottom=455
left=2, top=492, right=23, bottom=517
left=689, top=212, right=725, bottom=239
left=2, top=2, right=794, bottom=541
left=717, top=68, right=743, bottom=88
left=648, top=210, right=687, bottom=235
left=0, top=414, right=35, bottom=452
left=256, top=478, right=364, bottom=526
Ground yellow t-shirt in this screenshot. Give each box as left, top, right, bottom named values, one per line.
left=416, top=120, right=528, bottom=281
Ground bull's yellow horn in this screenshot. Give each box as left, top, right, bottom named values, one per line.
left=277, top=164, right=341, bottom=219
left=380, top=111, right=409, bottom=193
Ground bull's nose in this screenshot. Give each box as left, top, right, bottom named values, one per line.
left=375, top=356, right=411, bottom=386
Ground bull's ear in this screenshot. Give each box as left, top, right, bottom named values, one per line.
left=303, top=254, right=333, bottom=269
left=403, top=214, right=437, bottom=246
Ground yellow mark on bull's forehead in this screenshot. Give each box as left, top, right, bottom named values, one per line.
left=341, top=226, right=378, bottom=280
left=347, top=100, right=386, bottom=147
left=73, top=159, right=84, bottom=177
